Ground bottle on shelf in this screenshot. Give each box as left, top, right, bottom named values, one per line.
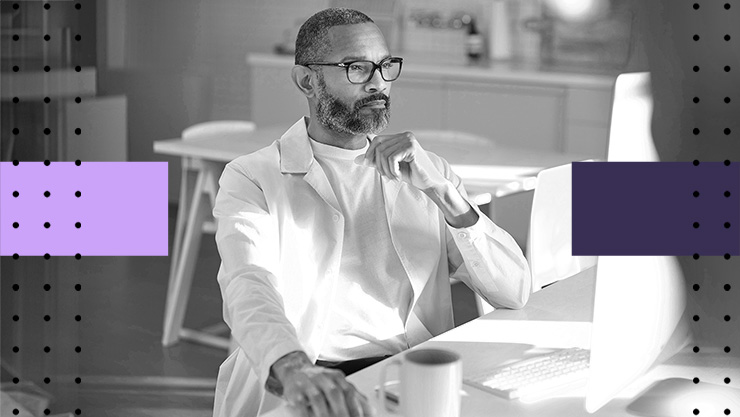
left=465, top=16, right=485, bottom=62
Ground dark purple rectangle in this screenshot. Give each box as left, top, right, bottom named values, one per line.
left=572, top=162, right=740, bottom=256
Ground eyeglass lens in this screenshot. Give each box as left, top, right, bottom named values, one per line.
left=348, top=59, right=401, bottom=83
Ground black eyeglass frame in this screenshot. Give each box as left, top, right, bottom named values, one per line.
left=302, top=56, right=404, bottom=84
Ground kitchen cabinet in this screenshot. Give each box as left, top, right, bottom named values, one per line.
left=247, top=53, right=616, bottom=157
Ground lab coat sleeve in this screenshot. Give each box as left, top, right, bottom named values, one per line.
left=432, top=154, right=532, bottom=309
left=213, top=161, right=306, bottom=393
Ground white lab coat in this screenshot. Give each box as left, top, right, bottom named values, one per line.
left=212, top=118, right=531, bottom=417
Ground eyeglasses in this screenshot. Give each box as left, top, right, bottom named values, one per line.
left=303, top=57, right=403, bottom=84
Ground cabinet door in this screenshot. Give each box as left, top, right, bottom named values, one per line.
left=446, top=81, right=566, bottom=151
left=250, top=65, right=308, bottom=128
left=384, top=78, right=445, bottom=133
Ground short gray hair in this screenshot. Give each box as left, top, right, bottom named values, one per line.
left=295, top=8, right=374, bottom=65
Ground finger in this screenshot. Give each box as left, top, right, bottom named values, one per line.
left=365, top=135, right=387, bottom=166
left=379, top=142, right=408, bottom=180
left=285, top=392, right=311, bottom=417
left=353, top=154, right=373, bottom=167
left=304, top=385, right=331, bottom=417
left=374, top=143, right=393, bottom=178
left=316, top=374, right=351, bottom=417
left=388, top=146, right=411, bottom=179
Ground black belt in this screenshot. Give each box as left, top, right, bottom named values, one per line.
left=315, top=355, right=392, bottom=376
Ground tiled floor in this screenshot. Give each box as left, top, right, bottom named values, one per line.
left=1, top=204, right=480, bottom=416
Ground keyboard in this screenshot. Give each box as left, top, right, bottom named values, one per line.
left=464, top=347, right=590, bottom=402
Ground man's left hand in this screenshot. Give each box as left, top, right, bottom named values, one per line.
left=355, top=132, right=448, bottom=192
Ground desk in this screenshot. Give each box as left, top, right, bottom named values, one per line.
left=262, top=268, right=740, bottom=417
left=153, top=126, right=592, bottom=348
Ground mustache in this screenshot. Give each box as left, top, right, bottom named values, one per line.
left=354, top=93, right=391, bottom=109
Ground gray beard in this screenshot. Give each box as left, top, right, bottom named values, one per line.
left=315, top=74, right=391, bottom=136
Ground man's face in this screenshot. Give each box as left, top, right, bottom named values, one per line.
left=313, top=23, right=392, bottom=136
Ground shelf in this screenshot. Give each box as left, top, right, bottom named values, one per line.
left=0, top=67, right=97, bottom=100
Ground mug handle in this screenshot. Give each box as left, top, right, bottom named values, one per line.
left=378, top=358, right=402, bottom=413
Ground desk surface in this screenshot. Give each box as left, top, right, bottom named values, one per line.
left=153, top=127, right=593, bottom=188
left=263, top=268, right=740, bottom=417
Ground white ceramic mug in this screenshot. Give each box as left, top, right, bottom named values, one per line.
left=378, top=348, right=463, bottom=417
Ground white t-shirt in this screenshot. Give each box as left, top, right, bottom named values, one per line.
left=310, top=137, right=414, bottom=361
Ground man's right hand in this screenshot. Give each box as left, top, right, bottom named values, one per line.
left=271, top=351, right=376, bottom=417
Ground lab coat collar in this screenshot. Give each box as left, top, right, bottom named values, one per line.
left=279, top=117, right=314, bottom=174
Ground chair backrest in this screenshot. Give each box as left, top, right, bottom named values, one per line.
left=182, top=120, right=256, bottom=142
left=526, top=163, right=597, bottom=292
left=606, top=72, right=658, bottom=162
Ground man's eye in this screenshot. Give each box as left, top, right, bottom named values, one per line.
left=381, top=62, right=393, bottom=69
left=348, top=64, right=366, bottom=72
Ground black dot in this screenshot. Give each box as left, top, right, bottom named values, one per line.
left=725, top=222, right=732, bottom=228
left=726, top=284, right=732, bottom=291
left=44, top=65, right=51, bottom=72
left=44, top=315, right=51, bottom=321
left=12, top=97, right=19, bottom=103
left=44, top=3, right=50, bottom=10
left=44, top=377, right=50, bottom=384
left=76, top=190, right=82, bottom=198
left=75, top=97, right=82, bottom=103
left=693, top=284, right=700, bottom=290
left=726, top=315, right=731, bottom=321
left=726, top=3, right=731, bottom=9
left=693, top=65, right=700, bottom=72
left=13, top=222, right=19, bottom=229
left=44, top=191, right=50, bottom=198
left=12, top=128, right=19, bottom=135
left=725, top=66, right=732, bottom=72
left=12, top=284, right=19, bottom=291
left=13, top=160, right=19, bottom=166
left=693, top=160, right=700, bottom=166
left=12, top=346, right=19, bottom=353
left=13, top=409, right=19, bottom=415
left=75, top=3, right=81, bottom=9
left=44, top=284, right=50, bottom=291
left=75, top=34, right=82, bottom=41
left=75, top=159, right=81, bottom=166
left=725, top=128, right=732, bottom=135
left=13, top=191, right=19, bottom=197
left=75, top=315, right=81, bottom=321
left=693, top=253, right=700, bottom=260
left=44, top=34, right=50, bottom=41
left=12, top=3, right=19, bottom=10
left=13, top=315, right=19, bottom=321
left=12, top=65, right=19, bottom=72
left=693, top=377, right=700, bottom=384
left=725, top=346, right=732, bottom=353
left=694, top=409, right=700, bottom=415
left=724, top=409, right=730, bottom=415
left=693, top=97, right=700, bottom=103
left=44, top=253, right=50, bottom=260
left=12, top=254, right=19, bottom=259
left=44, top=410, right=50, bottom=416
left=75, top=222, right=82, bottom=229
left=693, top=346, right=700, bottom=353
left=43, top=97, right=50, bottom=104
left=75, top=284, right=81, bottom=291
left=12, top=34, right=19, bottom=41
left=693, top=128, right=701, bottom=135
left=12, top=377, right=19, bottom=384
left=726, top=34, right=732, bottom=41
left=693, top=3, right=700, bottom=9
left=75, top=128, right=82, bottom=135
left=725, top=253, right=732, bottom=260
left=693, top=34, right=700, bottom=41
left=725, top=191, right=732, bottom=197
left=692, top=220, right=700, bottom=227
left=75, top=253, right=82, bottom=260
left=725, top=97, right=732, bottom=103
left=44, top=222, right=51, bottom=229
left=44, top=346, right=50, bottom=353
left=44, top=128, right=51, bottom=135
left=44, top=160, right=51, bottom=166
left=75, top=346, right=81, bottom=353
left=726, top=377, right=732, bottom=384
left=75, top=409, right=81, bottom=415
left=75, top=377, right=82, bottom=384
left=726, top=160, right=732, bottom=166
left=693, top=191, right=700, bottom=198
left=75, top=65, right=82, bottom=72
left=693, top=315, right=700, bottom=321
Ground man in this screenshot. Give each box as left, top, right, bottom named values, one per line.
left=212, top=8, right=531, bottom=417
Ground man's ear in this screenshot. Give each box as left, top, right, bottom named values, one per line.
left=291, top=65, right=316, bottom=98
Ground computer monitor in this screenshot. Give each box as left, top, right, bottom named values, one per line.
left=605, top=72, right=659, bottom=162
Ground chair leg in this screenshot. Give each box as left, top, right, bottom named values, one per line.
left=166, top=165, right=195, bottom=316
left=162, top=171, right=209, bottom=346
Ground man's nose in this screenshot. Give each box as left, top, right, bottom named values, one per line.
left=364, top=67, right=389, bottom=93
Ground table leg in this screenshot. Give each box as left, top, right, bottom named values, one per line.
left=165, top=161, right=196, bottom=312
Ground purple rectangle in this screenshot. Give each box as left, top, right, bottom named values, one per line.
left=0, top=162, right=168, bottom=256
left=572, top=162, right=740, bottom=256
